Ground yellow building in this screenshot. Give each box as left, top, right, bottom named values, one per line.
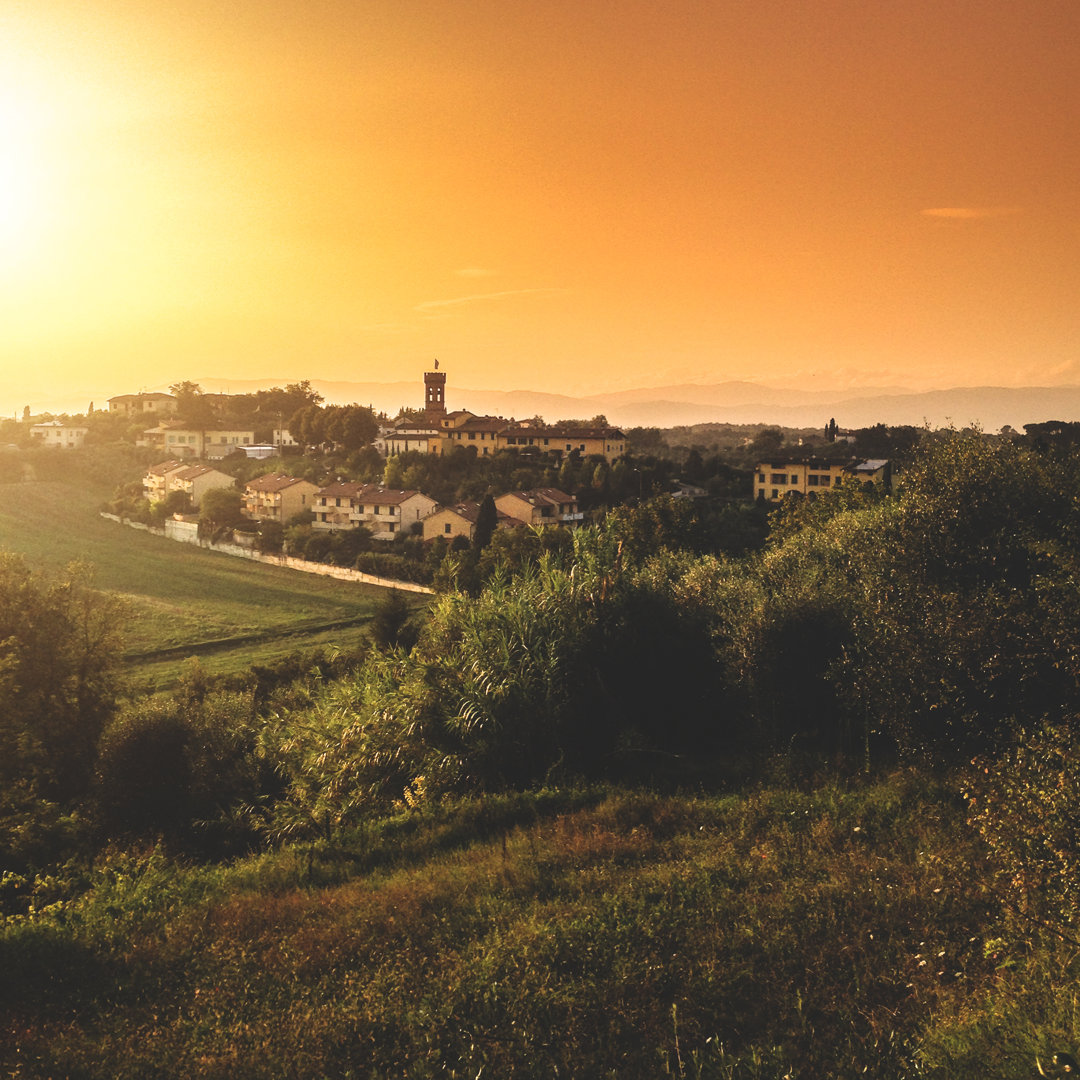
left=494, top=488, right=582, bottom=526
left=108, top=392, right=178, bottom=418
left=313, top=482, right=438, bottom=540
left=170, top=464, right=237, bottom=509
left=422, top=501, right=524, bottom=542
left=143, top=459, right=190, bottom=502
left=437, top=414, right=506, bottom=456
left=243, top=473, right=320, bottom=522
left=754, top=458, right=891, bottom=501
left=498, top=423, right=626, bottom=463
left=403, top=367, right=627, bottom=463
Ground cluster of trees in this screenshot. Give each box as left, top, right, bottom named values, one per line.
left=286, top=403, right=379, bottom=451
left=645, top=421, right=927, bottom=470
left=0, top=557, right=125, bottom=875
left=169, top=380, right=326, bottom=441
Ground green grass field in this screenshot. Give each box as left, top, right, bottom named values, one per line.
left=0, top=477, right=427, bottom=687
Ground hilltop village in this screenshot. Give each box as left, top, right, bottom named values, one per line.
left=124, top=369, right=631, bottom=557
left=6, top=365, right=907, bottom=588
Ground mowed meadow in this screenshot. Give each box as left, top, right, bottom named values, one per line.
left=0, top=459, right=416, bottom=686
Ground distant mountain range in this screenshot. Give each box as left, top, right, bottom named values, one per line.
left=195, top=377, right=1080, bottom=433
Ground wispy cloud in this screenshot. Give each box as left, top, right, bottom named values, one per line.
left=920, top=206, right=1024, bottom=220
left=415, top=288, right=564, bottom=314
left=357, top=322, right=421, bottom=335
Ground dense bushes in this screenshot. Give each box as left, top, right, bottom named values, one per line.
left=95, top=688, right=266, bottom=854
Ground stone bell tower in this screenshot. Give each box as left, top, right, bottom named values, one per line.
left=424, top=361, right=447, bottom=424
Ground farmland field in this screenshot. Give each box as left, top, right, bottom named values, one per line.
left=0, top=475, right=426, bottom=687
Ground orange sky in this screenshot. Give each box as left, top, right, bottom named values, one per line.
left=2, top=0, right=1078, bottom=414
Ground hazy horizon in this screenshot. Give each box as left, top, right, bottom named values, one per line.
left=12, top=369, right=1080, bottom=436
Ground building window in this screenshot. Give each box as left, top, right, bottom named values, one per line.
left=444, top=523, right=452, bottom=534
left=771, top=489, right=779, bottom=499
left=790, top=475, right=798, bottom=485
left=770, top=473, right=786, bottom=485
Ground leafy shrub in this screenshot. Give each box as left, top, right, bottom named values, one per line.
left=964, top=721, right=1080, bottom=934
left=95, top=690, right=264, bottom=854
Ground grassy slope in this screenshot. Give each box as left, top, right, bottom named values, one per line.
left=6, top=775, right=1068, bottom=1079
left=0, top=478, right=424, bottom=686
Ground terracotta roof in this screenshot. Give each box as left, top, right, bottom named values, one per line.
left=447, top=417, right=506, bottom=433
left=147, top=459, right=187, bottom=475
left=316, top=481, right=368, bottom=499
left=174, top=464, right=230, bottom=481
left=316, top=482, right=432, bottom=505
left=502, top=424, right=625, bottom=439
left=245, top=472, right=312, bottom=493
left=757, top=458, right=850, bottom=469
left=434, top=502, right=525, bottom=527
left=502, top=487, right=576, bottom=507
left=438, top=501, right=481, bottom=524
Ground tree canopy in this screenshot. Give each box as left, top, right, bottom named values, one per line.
left=0, top=555, right=125, bottom=804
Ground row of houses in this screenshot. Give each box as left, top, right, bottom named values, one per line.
left=145, top=460, right=581, bottom=543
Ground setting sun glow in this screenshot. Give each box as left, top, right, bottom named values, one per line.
left=0, top=92, right=54, bottom=270
left=1, top=1, right=1078, bottom=416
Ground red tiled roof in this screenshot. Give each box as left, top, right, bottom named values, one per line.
left=502, top=487, right=576, bottom=506
left=316, top=482, right=431, bottom=505
left=245, top=472, right=312, bottom=493
left=502, top=425, right=625, bottom=439
left=147, top=459, right=187, bottom=475
left=174, top=464, right=229, bottom=481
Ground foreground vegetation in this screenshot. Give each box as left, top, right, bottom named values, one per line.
left=7, top=775, right=1074, bottom=1079
left=3, top=429, right=1080, bottom=1075
left=6, top=770, right=1080, bottom=1079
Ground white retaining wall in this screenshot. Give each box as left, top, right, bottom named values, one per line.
left=100, top=513, right=433, bottom=594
